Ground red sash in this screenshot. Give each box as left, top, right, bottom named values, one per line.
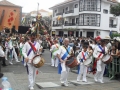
left=82, top=52, right=86, bottom=60
left=92, top=53, right=103, bottom=74
left=28, top=42, right=37, bottom=53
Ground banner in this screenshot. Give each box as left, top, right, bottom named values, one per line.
left=3, top=9, right=17, bottom=29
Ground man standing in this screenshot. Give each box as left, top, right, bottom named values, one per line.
left=93, top=37, right=108, bottom=83
left=57, top=38, right=73, bottom=86
left=22, top=33, right=40, bottom=90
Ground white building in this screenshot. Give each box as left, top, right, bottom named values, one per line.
left=50, top=0, right=120, bottom=38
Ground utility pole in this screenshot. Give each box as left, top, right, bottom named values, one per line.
left=36, top=3, right=39, bottom=36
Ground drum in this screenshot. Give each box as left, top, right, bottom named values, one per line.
left=84, top=58, right=92, bottom=66
left=66, top=57, right=78, bottom=68
left=102, top=54, right=113, bottom=64
left=32, top=55, right=45, bottom=68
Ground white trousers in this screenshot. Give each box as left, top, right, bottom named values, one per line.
left=77, top=64, right=87, bottom=81
left=27, top=63, right=38, bottom=87
left=60, top=62, right=70, bottom=84
left=94, top=60, right=106, bottom=81
left=5, top=48, right=9, bottom=60
left=51, top=56, right=59, bottom=67
left=10, top=47, right=19, bottom=62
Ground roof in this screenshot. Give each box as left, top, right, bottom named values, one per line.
left=107, top=0, right=119, bottom=3
left=39, top=9, right=49, bottom=13
left=0, top=0, right=22, bottom=7
left=50, top=0, right=74, bottom=9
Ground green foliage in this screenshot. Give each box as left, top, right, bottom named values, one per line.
left=112, top=33, right=120, bottom=38
left=110, top=3, right=120, bottom=16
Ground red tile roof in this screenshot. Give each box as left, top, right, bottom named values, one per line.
left=107, top=0, right=119, bottom=3
left=0, top=0, right=21, bottom=7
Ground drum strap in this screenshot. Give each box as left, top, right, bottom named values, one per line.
left=80, top=52, right=87, bottom=62
left=27, top=42, right=37, bottom=56
left=98, top=45, right=105, bottom=54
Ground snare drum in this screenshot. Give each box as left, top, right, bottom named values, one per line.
left=84, top=58, right=92, bottom=66
left=66, top=57, right=78, bottom=68
left=102, top=54, right=113, bottom=64
left=32, top=55, right=45, bottom=68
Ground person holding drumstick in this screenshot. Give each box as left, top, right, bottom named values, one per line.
left=22, top=33, right=40, bottom=90
left=93, top=37, right=108, bottom=83
left=57, top=38, right=73, bottom=87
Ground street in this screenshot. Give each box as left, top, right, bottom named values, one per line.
left=1, top=49, right=120, bottom=90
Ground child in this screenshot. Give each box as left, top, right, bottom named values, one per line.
left=77, top=45, right=89, bottom=82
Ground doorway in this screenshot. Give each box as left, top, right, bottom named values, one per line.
left=87, top=32, right=94, bottom=38
left=76, top=31, right=79, bottom=37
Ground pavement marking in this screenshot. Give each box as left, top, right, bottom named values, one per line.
left=36, top=82, right=60, bottom=89
left=70, top=80, right=94, bottom=86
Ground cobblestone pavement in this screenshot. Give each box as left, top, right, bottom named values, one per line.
left=1, top=50, right=120, bottom=90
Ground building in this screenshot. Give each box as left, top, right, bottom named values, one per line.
left=50, top=0, right=120, bottom=38
left=0, top=0, right=22, bottom=30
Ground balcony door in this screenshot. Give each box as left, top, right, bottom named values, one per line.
left=72, top=19, right=75, bottom=25
left=76, top=31, right=79, bottom=37
left=87, top=32, right=94, bottom=38
left=59, top=31, right=64, bottom=36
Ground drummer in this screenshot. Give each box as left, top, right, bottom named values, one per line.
left=57, top=38, right=73, bottom=87
left=77, top=44, right=89, bottom=82
left=22, top=33, right=40, bottom=90
left=93, top=36, right=108, bottom=83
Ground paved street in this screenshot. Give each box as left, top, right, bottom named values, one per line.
left=1, top=50, right=120, bottom=90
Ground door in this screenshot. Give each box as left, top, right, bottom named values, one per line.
left=87, top=32, right=94, bottom=38
left=76, top=31, right=79, bottom=37
left=59, top=31, right=64, bottom=36
left=72, top=19, right=75, bottom=25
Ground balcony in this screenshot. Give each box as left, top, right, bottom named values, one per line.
left=53, top=24, right=62, bottom=27
left=56, top=13, right=63, bottom=16
left=64, top=23, right=76, bottom=26
left=65, top=10, right=74, bottom=14
left=109, top=24, right=117, bottom=28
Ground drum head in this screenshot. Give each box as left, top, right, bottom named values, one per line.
left=102, top=54, right=110, bottom=62
left=66, top=57, right=74, bottom=65
left=33, top=55, right=41, bottom=64
left=84, top=59, right=92, bottom=66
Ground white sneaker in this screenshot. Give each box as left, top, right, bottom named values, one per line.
left=64, top=83, right=68, bottom=87
left=29, top=87, right=34, bottom=90
left=98, top=80, right=104, bottom=83
left=9, top=62, right=13, bottom=65
left=16, top=61, right=20, bottom=62
left=94, top=77, right=98, bottom=82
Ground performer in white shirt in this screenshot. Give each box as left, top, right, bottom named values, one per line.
left=93, top=37, right=108, bottom=83
left=50, top=40, right=60, bottom=67
left=5, top=38, right=9, bottom=61
left=22, top=33, right=40, bottom=90
left=8, top=36, right=20, bottom=65
left=77, top=45, right=89, bottom=82
left=57, top=38, right=73, bottom=86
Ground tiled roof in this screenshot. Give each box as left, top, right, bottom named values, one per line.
left=39, top=9, right=49, bottom=13
left=0, top=0, right=21, bottom=7
left=107, top=0, right=119, bottom=3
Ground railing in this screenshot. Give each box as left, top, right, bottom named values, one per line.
left=53, top=24, right=62, bottom=27
left=64, top=23, right=76, bottom=26
left=56, top=13, right=63, bottom=16
left=65, top=10, right=74, bottom=14
left=109, top=24, right=117, bottom=28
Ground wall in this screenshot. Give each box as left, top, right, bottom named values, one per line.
left=0, top=5, right=22, bottom=30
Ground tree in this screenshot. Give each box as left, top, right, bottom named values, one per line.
left=110, top=3, right=120, bottom=16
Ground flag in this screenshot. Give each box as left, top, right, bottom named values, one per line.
left=3, top=9, right=17, bottom=29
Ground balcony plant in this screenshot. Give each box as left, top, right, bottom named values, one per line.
left=110, top=3, right=120, bottom=16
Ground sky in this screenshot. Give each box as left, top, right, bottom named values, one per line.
left=0, top=0, right=65, bottom=13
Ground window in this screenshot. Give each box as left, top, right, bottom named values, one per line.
left=63, top=9, right=64, bottom=13
left=55, top=10, right=57, bottom=13
left=66, top=7, right=68, bottom=11
left=76, top=18, right=79, bottom=24
left=53, top=21, right=55, bottom=25
left=79, top=0, right=101, bottom=12
left=103, top=9, right=108, bottom=14
left=79, top=14, right=100, bottom=26
left=75, top=4, right=78, bottom=8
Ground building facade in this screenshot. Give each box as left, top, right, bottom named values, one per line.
left=0, top=0, right=22, bottom=30
left=50, top=0, right=120, bottom=38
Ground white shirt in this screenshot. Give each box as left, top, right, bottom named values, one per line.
left=0, top=46, right=5, bottom=57
left=77, top=50, right=89, bottom=64
left=50, top=43, right=60, bottom=56
left=22, top=41, right=40, bottom=63
left=57, top=45, right=73, bottom=60
left=5, top=42, right=9, bottom=49
left=20, top=43, right=24, bottom=48
left=93, top=45, right=108, bottom=59
left=8, top=40, right=13, bottom=49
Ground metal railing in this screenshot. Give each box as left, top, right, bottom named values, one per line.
left=53, top=24, right=62, bottom=27
left=109, top=24, right=117, bottom=28
left=64, top=23, right=76, bottom=26
left=56, top=13, right=63, bottom=16
left=65, top=10, right=74, bottom=14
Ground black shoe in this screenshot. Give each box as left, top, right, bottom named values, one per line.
left=0, top=73, right=4, bottom=78
left=2, top=64, right=7, bottom=67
